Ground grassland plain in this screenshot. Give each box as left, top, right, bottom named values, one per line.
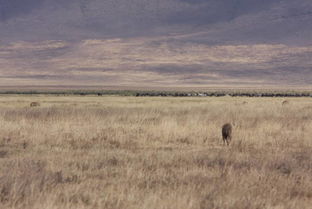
left=0, top=95, right=312, bottom=209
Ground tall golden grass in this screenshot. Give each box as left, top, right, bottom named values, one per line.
left=0, top=95, right=312, bottom=209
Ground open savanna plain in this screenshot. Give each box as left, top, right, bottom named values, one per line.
left=0, top=95, right=312, bottom=209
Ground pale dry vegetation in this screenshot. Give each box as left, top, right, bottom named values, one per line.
left=0, top=95, right=312, bottom=209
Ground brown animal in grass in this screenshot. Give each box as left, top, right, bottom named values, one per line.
left=30, top=102, right=40, bottom=107
left=222, top=123, right=232, bottom=146
left=282, top=100, right=289, bottom=105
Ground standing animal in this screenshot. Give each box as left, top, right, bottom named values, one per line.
left=222, top=123, right=233, bottom=146
left=30, top=102, right=40, bottom=107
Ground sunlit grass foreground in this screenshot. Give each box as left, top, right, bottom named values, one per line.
left=0, top=95, right=312, bottom=209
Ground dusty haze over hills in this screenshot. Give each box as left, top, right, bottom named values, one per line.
left=0, top=0, right=311, bottom=88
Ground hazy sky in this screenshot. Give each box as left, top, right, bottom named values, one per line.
left=1, top=0, right=311, bottom=44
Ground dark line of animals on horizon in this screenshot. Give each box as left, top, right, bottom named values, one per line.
left=1, top=91, right=312, bottom=97
left=134, top=92, right=312, bottom=97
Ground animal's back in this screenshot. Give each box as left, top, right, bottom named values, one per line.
left=282, top=100, right=289, bottom=105
left=30, top=102, right=40, bottom=107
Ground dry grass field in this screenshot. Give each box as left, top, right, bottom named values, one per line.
left=0, top=95, right=312, bottom=209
